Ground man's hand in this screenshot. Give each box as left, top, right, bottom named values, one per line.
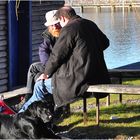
left=36, top=74, right=48, bottom=82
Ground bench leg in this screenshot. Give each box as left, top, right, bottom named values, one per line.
left=83, top=97, right=87, bottom=125
left=96, top=98, right=100, bottom=126
left=106, top=94, right=110, bottom=106
left=119, top=94, right=122, bottom=103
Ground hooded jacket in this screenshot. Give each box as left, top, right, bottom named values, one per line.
left=39, top=29, right=58, bottom=65
left=45, top=16, right=111, bottom=108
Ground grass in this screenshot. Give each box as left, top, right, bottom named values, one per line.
left=57, top=79, right=140, bottom=139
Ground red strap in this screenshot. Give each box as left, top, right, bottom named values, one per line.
left=0, top=100, right=16, bottom=115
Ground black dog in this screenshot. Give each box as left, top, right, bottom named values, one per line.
left=0, top=100, right=61, bottom=139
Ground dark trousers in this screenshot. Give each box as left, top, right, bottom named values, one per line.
left=26, top=62, right=45, bottom=93
left=26, top=62, right=70, bottom=116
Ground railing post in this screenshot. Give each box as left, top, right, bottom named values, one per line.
left=80, top=5, right=84, bottom=13
left=119, top=77, right=122, bottom=103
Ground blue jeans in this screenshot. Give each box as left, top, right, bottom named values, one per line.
left=19, top=78, right=52, bottom=113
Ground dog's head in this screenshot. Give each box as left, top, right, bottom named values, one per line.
left=25, top=100, right=54, bottom=123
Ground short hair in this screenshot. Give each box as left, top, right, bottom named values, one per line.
left=55, top=6, right=76, bottom=19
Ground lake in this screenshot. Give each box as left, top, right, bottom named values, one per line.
left=75, top=7, right=140, bottom=69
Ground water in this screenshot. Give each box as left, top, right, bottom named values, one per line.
left=75, top=8, right=140, bottom=69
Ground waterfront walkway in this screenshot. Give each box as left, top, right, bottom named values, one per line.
left=115, top=62, right=140, bottom=70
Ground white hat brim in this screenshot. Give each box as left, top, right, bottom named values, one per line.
left=44, top=20, right=59, bottom=27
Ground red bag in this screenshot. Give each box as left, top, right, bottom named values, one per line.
left=0, top=96, right=16, bottom=115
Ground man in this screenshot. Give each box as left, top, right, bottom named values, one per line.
left=15, top=9, right=63, bottom=113
left=19, top=6, right=110, bottom=113
left=23, top=10, right=61, bottom=102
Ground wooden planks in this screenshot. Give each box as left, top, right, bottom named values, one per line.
left=83, top=84, right=140, bottom=126
left=87, top=84, right=140, bottom=95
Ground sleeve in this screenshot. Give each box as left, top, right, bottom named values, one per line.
left=39, top=38, right=51, bottom=65
left=44, top=28, right=74, bottom=77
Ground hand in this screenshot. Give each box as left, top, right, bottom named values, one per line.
left=36, top=74, right=48, bottom=82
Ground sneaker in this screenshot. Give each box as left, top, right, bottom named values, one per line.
left=12, top=97, right=26, bottom=112
left=24, top=93, right=32, bottom=102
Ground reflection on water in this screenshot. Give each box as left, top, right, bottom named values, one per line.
left=76, top=8, right=140, bottom=69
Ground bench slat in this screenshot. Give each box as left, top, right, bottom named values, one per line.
left=87, top=84, right=140, bottom=94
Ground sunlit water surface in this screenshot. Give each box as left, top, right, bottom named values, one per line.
left=75, top=8, right=140, bottom=69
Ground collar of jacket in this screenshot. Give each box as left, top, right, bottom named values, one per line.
left=42, top=29, right=58, bottom=47
left=68, top=15, right=81, bottom=24
left=42, top=29, right=54, bottom=40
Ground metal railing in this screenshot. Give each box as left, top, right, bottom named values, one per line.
left=65, top=0, right=140, bottom=6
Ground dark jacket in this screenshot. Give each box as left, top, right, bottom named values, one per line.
left=39, top=29, right=58, bottom=65
left=45, top=16, right=111, bottom=108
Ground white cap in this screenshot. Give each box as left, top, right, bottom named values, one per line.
left=44, top=10, right=59, bottom=27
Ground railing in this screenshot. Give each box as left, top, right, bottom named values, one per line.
left=65, top=0, right=140, bottom=7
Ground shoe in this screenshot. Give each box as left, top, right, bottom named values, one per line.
left=24, top=93, right=32, bottom=102
left=53, top=105, right=70, bottom=122
left=53, top=107, right=64, bottom=123
left=62, top=104, right=70, bottom=117
left=12, top=97, right=26, bottom=112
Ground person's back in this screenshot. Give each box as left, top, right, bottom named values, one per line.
left=62, top=16, right=110, bottom=83
left=44, top=6, right=110, bottom=107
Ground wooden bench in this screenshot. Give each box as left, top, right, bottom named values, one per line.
left=82, top=84, right=140, bottom=126
left=1, top=79, right=140, bottom=126
left=108, top=69, right=140, bottom=104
